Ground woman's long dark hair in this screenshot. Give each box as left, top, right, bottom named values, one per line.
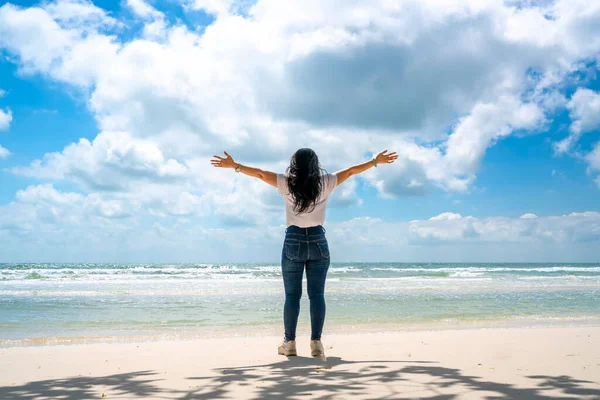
left=286, top=148, right=326, bottom=214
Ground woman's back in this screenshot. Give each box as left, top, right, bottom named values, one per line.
left=277, top=173, right=338, bottom=228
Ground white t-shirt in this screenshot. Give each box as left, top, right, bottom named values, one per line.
left=277, top=173, right=338, bottom=227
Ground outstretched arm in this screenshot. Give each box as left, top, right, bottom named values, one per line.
left=211, top=151, right=277, bottom=188
left=335, top=150, right=398, bottom=186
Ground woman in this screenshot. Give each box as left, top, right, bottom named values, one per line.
left=211, top=148, right=397, bottom=359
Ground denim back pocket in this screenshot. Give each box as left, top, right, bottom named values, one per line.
left=316, top=241, right=330, bottom=259
left=284, top=242, right=301, bottom=261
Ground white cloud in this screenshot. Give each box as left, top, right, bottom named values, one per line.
left=150, top=191, right=203, bottom=217
left=0, top=1, right=595, bottom=186
left=186, top=0, right=244, bottom=16
left=5, top=1, right=594, bottom=180
left=16, top=183, right=76, bottom=203
left=520, top=213, right=538, bottom=219
left=556, top=88, right=600, bottom=189
left=328, top=178, right=362, bottom=208
left=127, top=0, right=163, bottom=20
left=142, top=18, right=166, bottom=39
left=446, top=96, right=546, bottom=177
left=587, top=142, right=600, bottom=188
left=408, top=211, right=600, bottom=245
left=125, top=0, right=166, bottom=39
left=0, top=2, right=120, bottom=87
left=0, top=88, right=6, bottom=97
left=0, top=108, right=12, bottom=131
left=2, top=198, right=598, bottom=261
left=3, top=0, right=594, bottom=201
left=0, top=144, right=9, bottom=158
left=429, top=212, right=463, bottom=221
left=13, top=131, right=188, bottom=190
left=44, top=0, right=117, bottom=29
left=555, top=88, right=600, bottom=154
left=410, top=213, right=477, bottom=242
left=6, top=184, right=139, bottom=231
left=368, top=139, right=466, bottom=196
left=1, top=0, right=600, bottom=259
left=588, top=143, right=600, bottom=171
left=560, top=89, right=600, bottom=188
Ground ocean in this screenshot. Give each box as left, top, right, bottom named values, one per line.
left=1, top=263, right=599, bottom=346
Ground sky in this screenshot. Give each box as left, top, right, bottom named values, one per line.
left=0, top=0, right=599, bottom=263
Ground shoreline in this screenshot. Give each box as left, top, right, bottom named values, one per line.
left=3, top=317, right=600, bottom=348
left=1, top=325, right=599, bottom=399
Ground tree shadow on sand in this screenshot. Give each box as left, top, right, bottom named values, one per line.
left=184, top=357, right=600, bottom=400
left=0, top=370, right=170, bottom=399
left=0, top=359, right=598, bottom=399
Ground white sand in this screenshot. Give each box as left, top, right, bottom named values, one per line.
left=1, top=326, right=599, bottom=399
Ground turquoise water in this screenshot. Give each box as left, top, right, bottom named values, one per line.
left=1, top=263, right=599, bottom=345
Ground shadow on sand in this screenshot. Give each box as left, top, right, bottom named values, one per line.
left=1, top=357, right=599, bottom=399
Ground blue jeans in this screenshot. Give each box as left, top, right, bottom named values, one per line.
left=281, top=225, right=330, bottom=341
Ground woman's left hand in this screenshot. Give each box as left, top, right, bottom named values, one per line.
left=211, top=151, right=237, bottom=169
left=374, top=149, right=398, bottom=165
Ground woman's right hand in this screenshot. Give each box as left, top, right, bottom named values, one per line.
left=374, top=150, right=398, bottom=165
left=211, top=151, right=237, bottom=169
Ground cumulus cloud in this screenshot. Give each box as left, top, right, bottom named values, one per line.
left=0, top=88, right=6, bottom=97
left=429, top=212, right=463, bottom=221
left=588, top=143, right=600, bottom=171
left=126, top=0, right=163, bottom=20
left=368, top=140, right=456, bottom=196
left=520, top=213, right=538, bottom=219
left=328, top=179, right=362, bottom=208
left=409, top=214, right=479, bottom=242
left=445, top=96, right=546, bottom=176
left=408, top=211, right=600, bottom=244
left=125, top=0, right=166, bottom=39
left=13, top=131, right=189, bottom=190
left=15, top=184, right=141, bottom=220
left=555, top=88, right=600, bottom=154
left=0, top=184, right=141, bottom=249
left=568, top=89, right=600, bottom=135
left=2, top=0, right=600, bottom=199
left=0, top=108, right=12, bottom=131
left=0, top=144, right=9, bottom=158
left=554, top=88, right=600, bottom=188
left=587, top=142, right=600, bottom=188
left=0, top=2, right=120, bottom=86
left=44, top=0, right=117, bottom=28
left=2, top=196, right=598, bottom=261
left=1, top=0, right=600, bottom=260
left=186, top=0, right=251, bottom=16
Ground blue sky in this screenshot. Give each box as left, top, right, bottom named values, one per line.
left=0, top=0, right=599, bottom=262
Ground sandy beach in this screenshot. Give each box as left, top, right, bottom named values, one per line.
left=1, top=326, right=599, bottom=399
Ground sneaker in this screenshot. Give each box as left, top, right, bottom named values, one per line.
left=278, top=339, right=297, bottom=356
left=310, top=339, right=326, bottom=360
